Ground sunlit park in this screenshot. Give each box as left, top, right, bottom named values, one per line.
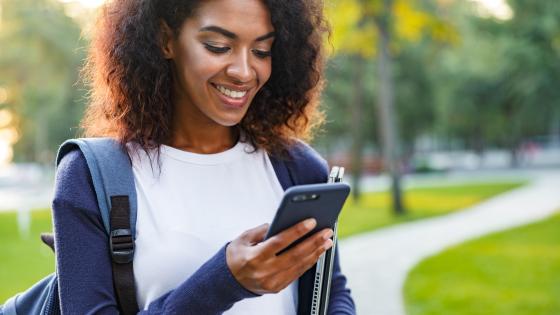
left=1, top=0, right=559, bottom=314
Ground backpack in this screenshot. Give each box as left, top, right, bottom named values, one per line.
left=0, top=137, right=330, bottom=315
left=1, top=138, right=139, bottom=315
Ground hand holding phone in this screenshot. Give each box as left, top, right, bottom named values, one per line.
left=225, top=182, right=349, bottom=295
left=226, top=218, right=334, bottom=295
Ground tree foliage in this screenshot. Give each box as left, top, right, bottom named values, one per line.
left=433, top=0, right=560, bottom=163
left=0, top=0, right=557, bottom=170
left=325, top=0, right=457, bottom=57
left=321, top=0, right=457, bottom=157
left=0, top=0, right=86, bottom=163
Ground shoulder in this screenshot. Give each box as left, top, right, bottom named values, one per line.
left=54, top=148, right=95, bottom=204
left=284, top=140, right=329, bottom=184
left=57, top=147, right=86, bottom=171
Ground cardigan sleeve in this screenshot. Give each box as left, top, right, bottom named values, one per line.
left=52, top=149, right=257, bottom=315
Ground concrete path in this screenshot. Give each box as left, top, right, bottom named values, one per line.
left=338, top=170, right=560, bottom=315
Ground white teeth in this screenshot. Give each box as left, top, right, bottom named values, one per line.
left=215, top=85, right=247, bottom=99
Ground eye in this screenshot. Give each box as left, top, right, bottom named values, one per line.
left=204, top=43, right=230, bottom=54
left=252, top=49, right=272, bottom=59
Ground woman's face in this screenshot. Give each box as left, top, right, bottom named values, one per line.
left=163, top=0, right=274, bottom=128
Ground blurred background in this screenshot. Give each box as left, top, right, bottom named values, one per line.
left=0, top=0, right=559, bottom=314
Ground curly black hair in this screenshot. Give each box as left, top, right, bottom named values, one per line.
left=82, top=0, right=329, bottom=157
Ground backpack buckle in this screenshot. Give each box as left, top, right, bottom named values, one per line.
left=110, top=229, right=134, bottom=264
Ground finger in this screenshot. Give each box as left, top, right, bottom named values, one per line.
left=263, top=237, right=333, bottom=293
left=283, top=237, right=333, bottom=283
left=258, top=218, right=316, bottom=256
left=235, top=229, right=330, bottom=292
left=256, top=229, right=332, bottom=288
left=240, top=223, right=269, bottom=245
left=274, top=228, right=333, bottom=267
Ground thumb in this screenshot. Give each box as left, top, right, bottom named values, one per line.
left=242, top=223, right=270, bottom=245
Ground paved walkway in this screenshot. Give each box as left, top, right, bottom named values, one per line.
left=338, top=170, right=560, bottom=315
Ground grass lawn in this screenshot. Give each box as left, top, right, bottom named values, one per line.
left=0, top=210, right=54, bottom=303
left=337, top=181, right=525, bottom=238
left=0, top=181, right=524, bottom=302
left=404, top=212, right=560, bottom=315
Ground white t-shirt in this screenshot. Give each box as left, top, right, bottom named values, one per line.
left=129, top=141, right=298, bottom=314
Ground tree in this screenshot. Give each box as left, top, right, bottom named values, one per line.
left=432, top=0, right=560, bottom=165
left=324, top=0, right=456, bottom=212
left=0, top=0, right=86, bottom=163
left=375, top=0, right=404, bottom=214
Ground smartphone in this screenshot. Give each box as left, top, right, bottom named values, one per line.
left=265, top=182, right=350, bottom=251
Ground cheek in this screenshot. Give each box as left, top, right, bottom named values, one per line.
left=178, top=44, right=221, bottom=84
left=186, top=62, right=217, bottom=88
left=257, top=60, right=273, bottom=87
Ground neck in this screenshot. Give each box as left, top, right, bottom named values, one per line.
left=169, top=124, right=238, bottom=154
left=168, top=102, right=238, bottom=155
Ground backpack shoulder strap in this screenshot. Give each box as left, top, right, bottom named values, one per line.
left=56, top=138, right=137, bottom=236
left=56, top=137, right=139, bottom=315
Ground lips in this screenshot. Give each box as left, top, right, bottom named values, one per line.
left=214, top=84, right=248, bottom=99
left=211, top=83, right=252, bottom=109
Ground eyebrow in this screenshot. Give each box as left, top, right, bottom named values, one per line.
left=199, top=26, right=275, bottom=42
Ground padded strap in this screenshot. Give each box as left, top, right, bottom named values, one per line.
left=56, top=138, right=138, bottom=236
left=56, top=138, right=139, bottom=314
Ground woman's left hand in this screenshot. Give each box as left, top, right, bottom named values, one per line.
left=226, top=219, right=333, bottom=295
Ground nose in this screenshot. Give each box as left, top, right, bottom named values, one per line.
left=226, top=50, right=255, bottom=83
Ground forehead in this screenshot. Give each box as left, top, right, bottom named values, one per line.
left=187, top=0, right=274, bottom=36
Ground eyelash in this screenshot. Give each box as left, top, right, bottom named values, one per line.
left=203, top=43, right=271, bottom=59
left=204, top=44, right=230, bottom=54
left=253, top=50, right=272, bottom=59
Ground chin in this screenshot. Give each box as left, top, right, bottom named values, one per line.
left=214, top=115, right=245, bottom=127
left=213, top=107, right=251, bottom=127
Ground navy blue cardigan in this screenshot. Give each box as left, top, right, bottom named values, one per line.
left=52, top=143, right=355, bottom=314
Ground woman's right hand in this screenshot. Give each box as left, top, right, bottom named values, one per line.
left=226, top=219, right=333, bottom=295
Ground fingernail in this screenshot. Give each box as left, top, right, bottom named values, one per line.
left=323, top=230, right=333, bottom=240
left=304, top=218, right=316, bottom=229
left=324, top=239, right=333, bottom=250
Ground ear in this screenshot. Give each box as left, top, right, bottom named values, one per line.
left=160, top=21, right=175, bottom=59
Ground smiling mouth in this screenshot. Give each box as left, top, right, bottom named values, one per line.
left=212, top=84, right=249, bottom=99
left=210, top=83, right=253, bottom=109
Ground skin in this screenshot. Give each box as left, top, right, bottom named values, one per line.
left=161, top=0, right=333, bottom=295
left=161, top=0, right=275, bottom=154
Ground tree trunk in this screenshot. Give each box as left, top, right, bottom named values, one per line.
left=551, top=108, right=560, bottom=147
left=509, top=138, right=520, bottom=168
left=350, top=55, right=365, bottom=201
left=375, top=0, right=405, bottom=215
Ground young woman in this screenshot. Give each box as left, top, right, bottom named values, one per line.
left=53, top=0, right=355, bottom=314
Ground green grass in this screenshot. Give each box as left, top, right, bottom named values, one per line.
left=404, top=212, right=560, bottom=315
left=0, top=210, right=54, bottom=303
left=337, top=182, right=525, bottom=238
